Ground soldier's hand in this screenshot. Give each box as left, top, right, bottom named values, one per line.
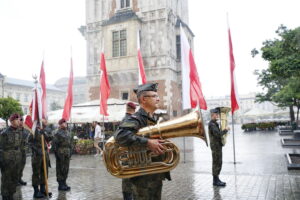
left=147, top=139, right=166, bottom=155
left=226, top=127, right=230, bottom=131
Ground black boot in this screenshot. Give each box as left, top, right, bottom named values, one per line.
left=40, top=184, right=53, bottom=198
left=58, top=181, right=69, bottom=191
left=63, top=180, right=71, bottom=191
left=2, top=196, right=10, bottom=200
left=33, top=185, right=44, bottom=198
left=19, top=179, right=27, bottom=186
left=213, top=176, right=226, bottom=187
left=123, top=192, right=133, bottom=200
left=217, top=177, right=226, bottom=186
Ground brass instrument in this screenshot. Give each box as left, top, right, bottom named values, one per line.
left=219, top=107, right=231, bottom=146
left=103, top=110, right=207, bottom=178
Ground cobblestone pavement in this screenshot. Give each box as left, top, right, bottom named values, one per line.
left=1, top=126, right=300, bottom=200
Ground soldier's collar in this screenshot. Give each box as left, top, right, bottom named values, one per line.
left=139, top=108, right=156, bottom=122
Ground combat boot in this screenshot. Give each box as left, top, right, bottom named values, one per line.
left=40, top=184, right=53, bottom=198
left=58, top=181, right=69, bottom=191
left=2, top=195, right=10, bottom=200
left=217, top=177, right=226, bottom=186
left=213, top=176, right=226, bottom=187
left=123, top=192, right=133, bottom=200
left=33, top=185, right=44, bottom=198
left=19, top=179, right=27, bottom=186
left=63, top=180, right=71, bottom=191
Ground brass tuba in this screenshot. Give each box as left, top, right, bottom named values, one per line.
left=103, top=110, right=207, bottom=178
left=219, top=107, right=231, bottom=146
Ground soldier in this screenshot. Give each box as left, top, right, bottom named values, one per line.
left=115, top=83, right=170, bottom=200
left=52, top=118, right=72, bottom=191
left=28, top=119, right=53, bottom=198
left=121, top=102, right=136, bottom=200
left=0, top=113, right=22, bottom=200
left=208, top=108, right=230, bottom=187
left=18, top=116, right=29, bottom=186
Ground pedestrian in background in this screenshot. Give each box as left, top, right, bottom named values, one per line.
left=93, top=121, right=103, bottom=157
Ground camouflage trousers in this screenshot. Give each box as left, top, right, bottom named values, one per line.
left=55, top=153, right=70, bottom=182
left=1, top=150, right=21, bottom=196
left=31, top=153, right=50, bottom=186
left=130, top=174, right=163, bottom=200
left=211, top=145, right=223, bottom=176
left=18, top=150, right=26, bottom=181
left=122, top=178, right=133, bottom=194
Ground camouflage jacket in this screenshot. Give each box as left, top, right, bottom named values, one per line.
left=114, top=108, right=156, bottom=147
left=52, top=128, right=72, bottom=153
left=208, top=119, right=228, bottom=147
left=28, top=127, right=53, bottom=156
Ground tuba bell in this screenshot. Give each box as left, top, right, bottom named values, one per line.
left=103, top=110, right=207, bottom=178
left=219, top=107, right=231, bottom=146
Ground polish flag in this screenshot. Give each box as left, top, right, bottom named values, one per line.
left=137, top=30, right=147, bottom=84
left=180, top=25, right=207, bottom=110
left=39, top=61, right=47, bottom=119
left=62, top=59, right=74, bottom=120
left=99, top=52, right=110, bottom=116
left=228, top=26, right=239, bottom=114
left=31, top=83, right=43, bottom=133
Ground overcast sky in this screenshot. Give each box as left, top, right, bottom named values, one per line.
left=0, top=0, right=299, bottom=98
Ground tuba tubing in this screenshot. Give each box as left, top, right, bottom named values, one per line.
left=103, top=110, right=207, bottom=178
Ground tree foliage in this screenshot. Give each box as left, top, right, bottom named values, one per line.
left=252, top=25, right=300, bottom=122
left=0, top=97, right=23, bottom=126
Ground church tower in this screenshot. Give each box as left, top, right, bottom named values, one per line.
left=80, top=0, right=194, bottom=117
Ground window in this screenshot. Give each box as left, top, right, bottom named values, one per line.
left=112, top=30, right=127, bottom=57
left=121, top=91, right=129, bottom=100
left=16, top=93, right=20, bottom=101
left=120, top=0, right=130, bottom=9
left=173, top=110, right=177, bottom=117
left=176, top=35, right=181, bottom=60
left=24, top=94, right=28, bottom=102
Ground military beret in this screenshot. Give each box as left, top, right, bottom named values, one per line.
left=127, top=102, right=136, bottom=109
left=9, top=113, right=20, bottom=121
left=58, top=118, right=66, bottom=125
left=133, top=83, right=158, bottom=95
left=210, top=108, right=220, bottom=114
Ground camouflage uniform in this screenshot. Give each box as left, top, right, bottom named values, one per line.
left=121, top=113, right=134, bottom=200
left=18, top=127, right=30, bottom=184
left=52, top=128, right=72, bottom=184
left=115, top=108, right=171, bottom=200
left=208, top=119, right=228, bottom=176
left=0, top=126, right=22, bottom=198
left=28, top=127, right=52, bottom=186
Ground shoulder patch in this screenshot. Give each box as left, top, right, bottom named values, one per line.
left=119, top=121, right=136, bottom=128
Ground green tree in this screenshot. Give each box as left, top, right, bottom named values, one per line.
left=252, top=25, right=300, bottom=122
left=0, top=97, right=23, bottom=127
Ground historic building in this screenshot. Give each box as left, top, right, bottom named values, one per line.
left=80, top=0, right=193, bottom=117
left=0, top=74, right=65, bottom=114
left=55, top=76, right=88, bottom=105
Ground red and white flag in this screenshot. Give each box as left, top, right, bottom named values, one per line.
left=228, top=25, right=239, bottom=114
left=62, top=59, right=74, bottom=120
left=31, top=82, right=43, bottom=133
left=180, top=25, right=207, bottom=110
left=39, top=60, right=47, bottom=119
left=137, top=30, right=147, bottom=84
left=99, top=52, right=110, bottom=116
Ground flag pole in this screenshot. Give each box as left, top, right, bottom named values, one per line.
left=231, top=114, right=236, bottom=164
left=33, top=76, right=49, bottom=197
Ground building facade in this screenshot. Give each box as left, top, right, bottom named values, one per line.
left=54, top=76, right=88, bottom=105
left=0, top=75, right=65, bottom=115
left=80, top=0, right=193, bottom=117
